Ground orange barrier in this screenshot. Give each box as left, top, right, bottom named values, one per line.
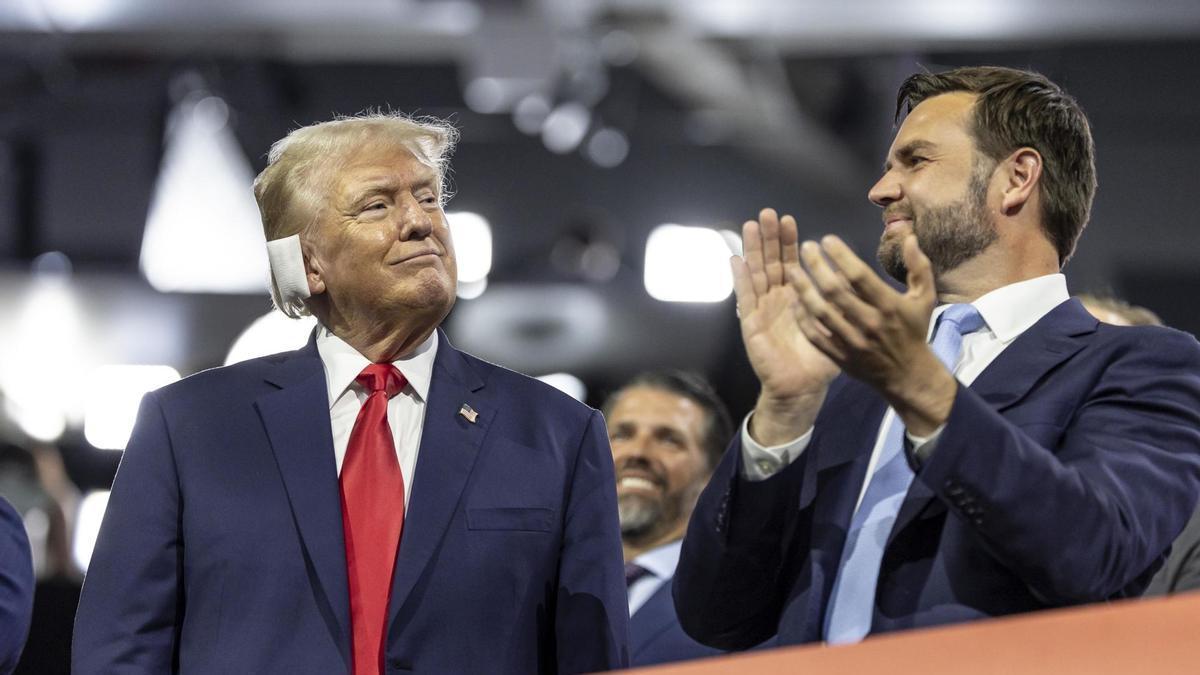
left=625, top=593, right=1200, bottom=674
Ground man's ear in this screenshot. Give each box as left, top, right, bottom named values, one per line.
left=304, top=245, right=327, bottom=296
left=1000, top=147, right=1042, bottom=214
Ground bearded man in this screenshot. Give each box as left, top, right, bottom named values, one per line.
left=603, top=372, right=731, bottom=667
left=674, top=66, right=1200, bottom=648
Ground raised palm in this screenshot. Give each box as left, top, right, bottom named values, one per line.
left=734, top=210, right=839, bottom=401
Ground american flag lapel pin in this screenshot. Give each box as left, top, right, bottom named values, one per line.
left=458, top=404, right=478, bottom=423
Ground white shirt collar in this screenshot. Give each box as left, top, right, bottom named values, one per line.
left=930, top=273, right=1069, bottom=343
left=314, top=326, right=439, bottom=409
left=632, top=539, right=683, bottom=581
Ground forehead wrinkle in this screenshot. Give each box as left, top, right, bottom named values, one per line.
left=884, top=139, right=938, bottom=172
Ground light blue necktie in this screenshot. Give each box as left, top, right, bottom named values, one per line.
left=823, top=303, right=985, bottom=644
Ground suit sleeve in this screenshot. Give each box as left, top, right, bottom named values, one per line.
left=673, top=433, right=805, bottom=650
left=73, top=392, right=184, bottom=673
left=920, top=329, right=1200, bottom=602
left=555, top=409, right=629, bottom=673
left=0, top=496, right=33, bottom=675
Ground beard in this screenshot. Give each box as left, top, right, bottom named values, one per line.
left=618, top=494, right=664, bottom=540
left=877, top=159, right=997, bottom=282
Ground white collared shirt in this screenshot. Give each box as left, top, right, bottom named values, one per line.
left=627, top=539, right=683, bottom=616
left=740, top=274, right=1071, bottom=503
left=315, top=327, right=439, bottom=510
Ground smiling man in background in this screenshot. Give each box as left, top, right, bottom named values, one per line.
left=74, top=113, right=627, bottom=674
left=604, top=371, right=731, bottom=667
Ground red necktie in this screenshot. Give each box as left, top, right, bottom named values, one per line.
left=341, top=363, right=407, bottom=675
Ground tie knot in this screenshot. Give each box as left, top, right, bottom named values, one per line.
left=624, top=562, right=652, bottom=587
left=936, top=303, right=985, bottom=337
left=356, top=363, right=406, bottom=399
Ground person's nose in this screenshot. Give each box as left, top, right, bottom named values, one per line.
left=396, top=194, right=433, bottom=240
left=868, top=170, right=902, bottom=207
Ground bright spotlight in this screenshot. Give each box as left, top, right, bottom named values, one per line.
left=226, top=312, right=319, bottom=366
left=644, top=225, right=736, bottom=303
left=447, top=211, right=492, bottom=283
left=84, top=365, right=181, bottom=450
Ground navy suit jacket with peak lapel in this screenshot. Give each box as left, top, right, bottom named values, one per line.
left=73, top=330, right=629, bottom=674
left=674, top=299, right=1200, bottom=649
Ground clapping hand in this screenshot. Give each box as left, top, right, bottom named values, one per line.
left=732, top=209, right=840, bottom=446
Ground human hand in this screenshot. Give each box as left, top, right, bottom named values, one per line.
left=788, top=233, right=955, bottom=435
left=733, top=209, right=840, bottom=445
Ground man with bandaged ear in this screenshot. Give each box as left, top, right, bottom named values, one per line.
left=674, top=66, right=1200, bottom=649
left=74, top=113, right=628, bottom=674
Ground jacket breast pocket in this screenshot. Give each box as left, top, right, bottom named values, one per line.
left=466, top=507, right=555, bottom=532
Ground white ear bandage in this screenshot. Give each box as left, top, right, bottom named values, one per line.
left=266, top=234, right=311, bottom=306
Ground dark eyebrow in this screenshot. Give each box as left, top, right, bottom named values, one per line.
left=883, top=140, right=937, bottom=172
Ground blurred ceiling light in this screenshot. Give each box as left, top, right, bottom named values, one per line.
left=720, top=229, right=744, bottom=257
left=84, top=365, right=181, bottom=450
left=3, top=398, right=65, bottom=444
left=536, top=373, right=587, bottom=402
left=457, top=277, right=488, bottom=300
left=140, top=92, right=268, bottom=294
left=447, top=211, right=492, bottom=283
left=541, top=102, right=591, bottom=154
left=72, top=490, right=109, bottom=573
left=585, top=128, right=629, bottom=168
left=225, top=312, right=319, bottom=366
left=0, top=277, right=89, bottom=442
left=464, top=77, right=507, bottom=114
left=513, top=94, right=552, bottom=135
left=644, top=225, right=735, bottom=303
left=39, top=0, right=122, bottom=31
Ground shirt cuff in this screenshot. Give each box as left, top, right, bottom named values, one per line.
left=905, top=423, right=945, bottom=468
left=740, top=412, right=812, bottom=481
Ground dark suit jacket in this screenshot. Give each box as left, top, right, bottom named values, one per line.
left=675, top=299, right=1200, bottom=649
left=629, top=577, right=720, bottom=668
left=0, top=496, right=33, bottom=675
left=73, top=330, right=628, bottom=674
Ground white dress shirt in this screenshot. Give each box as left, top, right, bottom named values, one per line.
left=627, top=539, right=683, bottom=616
left=740, top=274, right=1071, bottom=511
left=315, top=327, right=439, bottom=511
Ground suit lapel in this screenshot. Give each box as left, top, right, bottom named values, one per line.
left=254, top=337, right=351, bottom=661
left=629, top=581, right=678, bottom=658
left=887, top=299, right=1098, bottom=546
left=388, top=331, right=492, bottom=625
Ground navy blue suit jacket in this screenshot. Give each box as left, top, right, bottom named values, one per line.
left=73, top=331, right=628, bottom=674
left=675, top=299, right=1200, bottom=648
left=629, top=577, right=720, bottom=668
left=0, top=496, right=33, bottom=675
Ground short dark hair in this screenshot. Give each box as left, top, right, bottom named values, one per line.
left=602, top=371, right=733, bottom=469
left=896, top=66, right=1097, bottom=267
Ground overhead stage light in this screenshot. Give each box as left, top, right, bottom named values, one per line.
left=140, top=92, right=268, bottom=294
left=644, top=225, right=736, bottom=303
